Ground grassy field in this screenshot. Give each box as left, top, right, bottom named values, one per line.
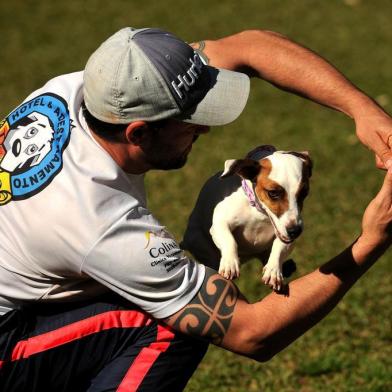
left=1, top=1, right=391, bottom=391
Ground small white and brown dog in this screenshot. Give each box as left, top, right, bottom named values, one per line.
left=181, top=145, right=312, bottom=290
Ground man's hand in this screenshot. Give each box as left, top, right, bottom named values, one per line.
left=358, top=167, right=392, bottom=249
left=355, top=111, right=392, bottom=170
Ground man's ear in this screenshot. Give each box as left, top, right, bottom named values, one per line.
left=125, top=121, right=148, bottom=144
left=221, top=158, right=261, bottom=181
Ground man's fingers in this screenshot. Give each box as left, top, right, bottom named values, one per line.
left=377, top=145, right=392, bottom=170
left=375, top=155, right=386, bottom=170
left=384, top=167, right=392, bottom=186
left=379, top=167, right=392, bottom=197
left=367, top=132, right=392, bottom=169
left=375, top=155, right=392, bottom=170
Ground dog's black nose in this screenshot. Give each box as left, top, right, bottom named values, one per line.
left=287, top=225, right=302, bottom=239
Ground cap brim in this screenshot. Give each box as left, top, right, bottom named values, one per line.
left=175, top=67, right=250, bottom=126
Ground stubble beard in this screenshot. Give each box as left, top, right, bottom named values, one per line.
left=143, top=135, right=197, bottom=171
left=144, top=149, right=189, bottom=171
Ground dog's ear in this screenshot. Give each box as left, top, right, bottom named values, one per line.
left=221, top=158, right=260, bottom=181
left=246, top=145, right=277, bottom=160
left=287, top=151, right=313, bottom=178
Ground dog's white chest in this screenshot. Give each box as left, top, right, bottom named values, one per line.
left=214, top=189, right=276, bottom=256
left=233, top=207, right=275, bottom=254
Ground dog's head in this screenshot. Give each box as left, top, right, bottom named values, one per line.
left=221, top=146, right=312, bottom=244
left=0, top=112, right=54, bottom=173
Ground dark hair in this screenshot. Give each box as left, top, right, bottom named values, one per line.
left=81, top=101, right=127, bottom=141
left=81, top=101, right=169, bottom=141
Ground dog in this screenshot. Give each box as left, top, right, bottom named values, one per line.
left=181, top=145, right=312, bottom=290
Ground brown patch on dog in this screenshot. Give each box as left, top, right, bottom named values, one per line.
left=254, top=159, right=289, bottom=217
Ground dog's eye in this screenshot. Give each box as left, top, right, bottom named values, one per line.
left=266, top=189, right=283, bottom=200
left=24, top=127, right=39, bottom=139
left=24, top=144, right=38, bottom=156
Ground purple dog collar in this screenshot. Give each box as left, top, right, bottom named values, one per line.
left=241, top=179, right=264, bottom=213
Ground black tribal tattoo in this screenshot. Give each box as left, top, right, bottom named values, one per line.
left=167, top=267, right=238, bottom=345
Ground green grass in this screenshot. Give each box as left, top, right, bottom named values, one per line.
left=1, top=1, right=391, bottom=390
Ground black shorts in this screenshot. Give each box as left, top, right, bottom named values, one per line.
left=0, top=295, right=208, bottom=391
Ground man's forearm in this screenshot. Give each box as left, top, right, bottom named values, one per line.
left=204, top=30, right=384, bottom=119
left=239, top=236, right=390, bottom=361
left=202, top=29, right=392, bottom=167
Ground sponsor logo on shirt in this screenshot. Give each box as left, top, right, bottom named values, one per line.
left=144, top=229, right=183, bottom=273
left=0, top=93, right=73, bottom=205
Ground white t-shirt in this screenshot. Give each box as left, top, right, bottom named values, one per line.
left=0, top=72, right=205, bottom=318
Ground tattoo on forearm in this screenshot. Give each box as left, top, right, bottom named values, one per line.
left=168, top=268, right=238, bottom=345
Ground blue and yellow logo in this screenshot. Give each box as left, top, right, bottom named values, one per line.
left=0, top=93, right=71, bottom=205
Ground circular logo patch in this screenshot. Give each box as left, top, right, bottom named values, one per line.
left=0, top=93, right=71, bottom=205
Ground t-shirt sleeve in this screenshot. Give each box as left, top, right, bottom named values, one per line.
left=81, top=206, right=206, bottom=319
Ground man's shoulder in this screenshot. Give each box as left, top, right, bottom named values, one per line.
left=21, top=71, right=84, bottom=104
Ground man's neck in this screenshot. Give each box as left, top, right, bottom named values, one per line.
left=89, top=130, right=150, bottom=174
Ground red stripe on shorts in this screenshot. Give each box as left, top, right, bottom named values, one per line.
left=11, top=310, right=152, bottom=362
left=116, top=324, right=175, bottom=392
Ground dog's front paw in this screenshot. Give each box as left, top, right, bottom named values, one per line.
left=262, top=265, right=284, bottom=291
left=218, top=257, right=240, bottom=280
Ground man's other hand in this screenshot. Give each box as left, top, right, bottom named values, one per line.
left=355, top=112, right=392, bottom=170
left=360, top=167, right=392, bottom=248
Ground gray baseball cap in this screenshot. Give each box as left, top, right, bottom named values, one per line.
left=83, top=27, right=250, bottom=126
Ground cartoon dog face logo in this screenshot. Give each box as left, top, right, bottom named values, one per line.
left=0, top=112, right=54, bottom=173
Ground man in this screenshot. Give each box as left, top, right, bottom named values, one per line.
left=0, top=27, right=391, bottom=391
